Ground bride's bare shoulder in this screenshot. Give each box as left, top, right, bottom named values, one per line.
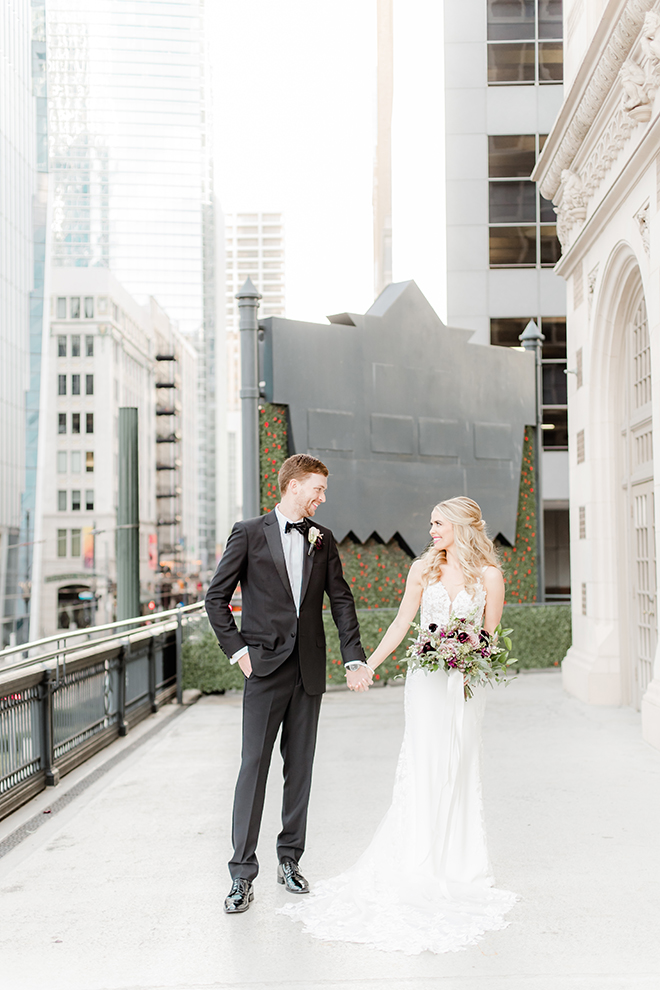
left=407, top=559, right=426, bottom=583
left=482, top=565, right=504, bottom=590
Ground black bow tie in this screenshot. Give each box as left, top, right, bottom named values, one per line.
left=285, top=520, right=308, bottom=536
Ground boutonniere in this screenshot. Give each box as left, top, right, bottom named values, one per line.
left=307, top=526, right=323, bottom=556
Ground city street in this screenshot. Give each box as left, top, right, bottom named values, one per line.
left=1, top=671, right=659, bottom=990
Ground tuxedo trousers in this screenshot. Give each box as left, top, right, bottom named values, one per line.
left=229, top=640, right=323, bottom=881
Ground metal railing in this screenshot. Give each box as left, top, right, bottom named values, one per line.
left=0, top=602, right=206, bottom=821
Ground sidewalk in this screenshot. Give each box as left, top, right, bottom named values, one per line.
left=1, top=671, right=659, bottom=990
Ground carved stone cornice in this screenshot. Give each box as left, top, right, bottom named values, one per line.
left=535, top=0, right=656, bottom=200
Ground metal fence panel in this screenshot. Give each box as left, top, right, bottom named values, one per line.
left=53, top=661, right=114, bottom=760
left=0, top=687, right=42, bottom=795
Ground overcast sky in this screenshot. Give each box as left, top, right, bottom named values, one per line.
left=210, top=0, right=378, bottom=325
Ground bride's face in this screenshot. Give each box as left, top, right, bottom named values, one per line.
left=430, top=512, right=455, bottom=550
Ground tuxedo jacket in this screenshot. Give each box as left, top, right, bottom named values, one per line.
left=205, top=511, right=365, bottom=695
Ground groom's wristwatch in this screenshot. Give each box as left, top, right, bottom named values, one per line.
left=345, top=661, right=373, bottom=673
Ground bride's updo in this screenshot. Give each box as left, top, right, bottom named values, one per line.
left=419, top=496, right=501, bottom=591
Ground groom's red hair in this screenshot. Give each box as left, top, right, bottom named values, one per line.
left=278, top=454, right=328, bottom=494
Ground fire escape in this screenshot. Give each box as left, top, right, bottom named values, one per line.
left=155, top=351, right=182, bottom=573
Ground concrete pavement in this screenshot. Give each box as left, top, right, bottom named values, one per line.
left=1, top=671, right=659, bottom=990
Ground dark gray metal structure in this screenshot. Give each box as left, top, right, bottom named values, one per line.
left=262, top=281, right=535, bottom=555
left=117, top=408, right=140, bottom=620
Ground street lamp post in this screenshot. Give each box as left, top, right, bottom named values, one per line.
left=237, top=277, right=262, bottom=520
left=519, top=320, right=545, bottom=603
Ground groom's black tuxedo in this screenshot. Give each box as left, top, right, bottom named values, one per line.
left=205, top=509, right=364, bottom=881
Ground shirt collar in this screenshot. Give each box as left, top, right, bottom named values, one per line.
left=274, top=504, right=304, bottom=530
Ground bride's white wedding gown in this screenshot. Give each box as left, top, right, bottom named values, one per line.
left=278, top=579, right=517, bottom=954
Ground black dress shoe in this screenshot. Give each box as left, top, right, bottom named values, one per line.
left=277, top=859, right=310, bottom=894
left=224, top=878, right=254, bottom=913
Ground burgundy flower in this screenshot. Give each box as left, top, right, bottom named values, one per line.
left=457, top=631, right=469, bottom=643
left=428, top=623, right=438, bottom=633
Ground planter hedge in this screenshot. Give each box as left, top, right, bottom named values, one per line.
left=182, top=602, right=571, bottom=693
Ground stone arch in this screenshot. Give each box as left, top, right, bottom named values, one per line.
left=589, top=240, right=650, bottom=705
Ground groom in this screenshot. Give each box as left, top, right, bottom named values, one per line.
left=205, top=454, right=372, bottom=913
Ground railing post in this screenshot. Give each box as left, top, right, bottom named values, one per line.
left=39, top=669, right=60, bottom=787
left=118, top=642, right=129, bottom=736
left=148, top=635, right=157, bottom=713
left=176, top=606, right=183, bottom=705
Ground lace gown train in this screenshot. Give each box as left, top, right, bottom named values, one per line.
left=278, top=580, right=517, bottom=954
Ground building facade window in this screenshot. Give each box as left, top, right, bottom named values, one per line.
left=84, top=297, right=94, bottom=319
left=86, top=451, right=94, bottom=473
left=72, top=374, right=80, bottom=395
left=71, top=451, right=81, bottom=473
left=56, top=297, right=66, bottom=319
left=58, top=335, right=66, bottom=357
left=72, top=412, right=80, bottom=434
left=487, top=0, right=563, bottom=85
left=58, top=413, right=67, bottom=434
left=86, top=374, right=94, bottom=395
left=71, top=529, right=81, bottom=556
left=57, top=529, right=67, bottom=557
left=58, top=490, right=67, bottom=511
left=71, top=490, right=81, bottom=511
left=70, top=296, right=80, bottom=319
left=58, top=374, right=67, bottom=395
left=85, top=489, right=94, bottom=511
left=71, top=334, right=80, bottom=357
left=490, top=316, right=567, bottom=448
left=85, top=334, right=94, bottom=356
left=488, top=134, right=560, bottom=267
left=86, top=413, right=94, bottom=433
left=57, top=451, right=67, bottom=473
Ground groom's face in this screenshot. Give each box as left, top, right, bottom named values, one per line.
left=292, top=472, right=327, bottom=517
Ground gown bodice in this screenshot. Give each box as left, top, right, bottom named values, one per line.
left=420, top=578, right=487, bottom=630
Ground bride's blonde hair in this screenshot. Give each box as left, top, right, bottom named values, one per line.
left=419, top=496, right=501, bottom=591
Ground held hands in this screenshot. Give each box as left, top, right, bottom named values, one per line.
left=346, top=663, right=374, bottom=693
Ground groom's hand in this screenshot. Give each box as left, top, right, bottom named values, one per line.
left=238, top=650, right=253, bottom=678
left=346, top=667, right=372, bottom=692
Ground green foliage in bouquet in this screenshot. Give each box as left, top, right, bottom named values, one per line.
left=500, top=428, right=538, bottom=603
left=259, top=403, right=288, bottom=513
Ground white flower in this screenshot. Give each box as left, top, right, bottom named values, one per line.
left=308, top=526, right=321, bottom=545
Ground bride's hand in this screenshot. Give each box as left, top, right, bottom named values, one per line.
left=346, top=666, right=372, bottom=692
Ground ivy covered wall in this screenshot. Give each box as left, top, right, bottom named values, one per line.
left=499, top=428, right=538, bottom=603
left=259, top=403, right=288, bottom=513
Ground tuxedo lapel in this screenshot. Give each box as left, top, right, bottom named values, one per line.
left=299, top=532, right=315, bottom=607
left=263, top=512, right=293, bottom=600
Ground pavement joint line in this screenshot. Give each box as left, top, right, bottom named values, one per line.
left=106, top=978, right=660, bottom=990
left=0, top=701, right=188, bottom=860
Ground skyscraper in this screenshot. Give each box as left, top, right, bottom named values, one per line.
left=45, top=0, right=222, bottom=575
left=0, top=0, right=37, bottom=645
left=442, top=0, right=568, bottom=599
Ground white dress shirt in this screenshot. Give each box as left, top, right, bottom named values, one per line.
left=230, top=504, right=306, bottom=665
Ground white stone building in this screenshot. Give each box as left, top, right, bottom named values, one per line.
left=224, top=213, right=285, bottom=522
left=534, top=0, right=660, bottom=747
left=35, top=269, right=198, bottom=637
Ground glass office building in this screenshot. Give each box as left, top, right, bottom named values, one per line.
left=46, top=0, right=211, bottom=334
left=0, top=0, right=36, bottom=645
left=46, top=0, right=220, bottom=572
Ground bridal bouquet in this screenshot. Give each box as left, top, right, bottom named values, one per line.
left=404, top=611, right=517, bottom=700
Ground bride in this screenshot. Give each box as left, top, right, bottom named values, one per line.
left=279, top=496, right=517, bottom=954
